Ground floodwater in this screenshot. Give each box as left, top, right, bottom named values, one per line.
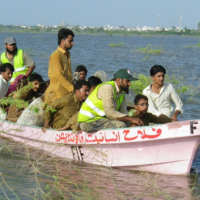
left=0, top=32, right=200, bottom=199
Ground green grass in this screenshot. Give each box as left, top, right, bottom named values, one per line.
left=136, top=44, right=163, bottom=54
left=109, top=42, right=124, bottom=47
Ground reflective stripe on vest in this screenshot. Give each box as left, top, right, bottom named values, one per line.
left=78, top=81, right=125, bottom=123
left=1, top=49, right=27, bottom=82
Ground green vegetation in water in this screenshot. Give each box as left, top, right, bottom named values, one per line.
left=136, top=44, right=163, bottom=54
left=130, top=74, right=198, bottom=99
left=109, top=42, right=124, bottom=47
left=183, top=43, right=200, bottom=48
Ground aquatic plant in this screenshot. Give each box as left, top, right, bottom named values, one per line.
left=129, top=74, right=196, bottom=98
left=109, top=42, right=124, bottom=47
left=136, top=44, right=163, bottom=54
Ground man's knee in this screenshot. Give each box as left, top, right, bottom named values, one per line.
left=115, top=121, right=127, bottom=128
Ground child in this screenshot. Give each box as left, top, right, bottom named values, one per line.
left=130, top=94, right=173, bottom=126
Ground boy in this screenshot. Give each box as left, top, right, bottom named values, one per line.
left=0, top=63, right=14, bottom=99
left=74, top=65, right=88, bottom=80
left=7, top=73, right=44, bottom=122
left=143, top=65, right=183, bottom=121
left=130, top=94, right=173, bottom=126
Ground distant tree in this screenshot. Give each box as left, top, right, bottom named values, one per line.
left=198, top=22, right=200, bottom=29
left=184, top=26, right=191, bottom=34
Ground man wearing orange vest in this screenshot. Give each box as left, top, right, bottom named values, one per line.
left=0, top=37, right=35, bottom=82
left=78, top=69, right=144, bottom=132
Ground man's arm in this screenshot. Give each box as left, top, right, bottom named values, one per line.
left=117, top=115, right=144, bottom=126
left=23, top=51, right=35, bottom=77
left=171, top=110, right=180, bottom=121
left=42, top=96, right=67, bottom=132
left=25, top=65, right=35, bottom=77
left=170, top=84, right=183, bottom=121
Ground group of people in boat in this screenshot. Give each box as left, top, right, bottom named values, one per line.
left=0, top=28, right=183, bottom=132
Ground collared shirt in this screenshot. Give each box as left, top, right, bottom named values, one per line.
left=0, top=50, right=35, bottom=68
left=44, top=93, right=81, bottom=129
left=44, top=47, right=73, bottom=104
left=143, top=83, right=183, bottom=117
left=97, top=82, right=127, bottom=119
left=0, top=75, right=10, bottom=99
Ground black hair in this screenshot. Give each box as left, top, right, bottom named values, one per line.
left=150, top=65, right=166, bottom=76
left=17, top=76, right=28, bottom=90
left=58, top=28, right=75, bottom=45
left=134, top=94, right=148, bottom=105
left=75, top=65, right=88, bottom=74
left=74, top=79, right=90, bottom=92
left=0, top=63, right=14, bottom=73
left=88, top=76, right=102, bottom=87
left=29, top=72, right=43, bottom=83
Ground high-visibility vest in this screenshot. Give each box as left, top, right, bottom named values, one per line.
left=78, top=81, right=125, bottom=123
left=1, top=49, right=26, bottom=82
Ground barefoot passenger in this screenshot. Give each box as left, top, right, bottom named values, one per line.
left=78, top=69, right=144, bottom=132
left=143, top=65, right=183, bottom=121
left=0, top=37, right=35, bottom=82
left=42, top=80, right=90, bottom=132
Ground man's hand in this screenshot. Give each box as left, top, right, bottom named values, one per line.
left=131, top=118, right=144, bottom=126
left=42, top=120, right=50, bottom=133
left=42, top=127, right=47, bottom=133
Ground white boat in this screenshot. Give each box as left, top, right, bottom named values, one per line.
left=0, top=119, right=200, bottom=175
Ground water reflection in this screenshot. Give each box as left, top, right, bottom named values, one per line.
left=0, top=138, right=200, bottom=199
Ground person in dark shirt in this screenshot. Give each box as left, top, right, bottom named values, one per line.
left=131, top=94, right=173, bottom=126
left=7, top=73, right=43, bottom=122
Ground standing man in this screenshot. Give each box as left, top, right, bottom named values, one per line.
left=0, top=37, right=35, bottom=82
left=44, top=28, right=75, bottom=104
left=78, top=69, right=144, bottom=132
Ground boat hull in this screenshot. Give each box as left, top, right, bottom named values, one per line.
left=0, top=119, right=200, bottom=175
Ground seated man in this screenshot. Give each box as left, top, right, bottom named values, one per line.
left=42, top=80, right=90, bottom=131
left=7, top=73, right=43, bottom=122
left=74, top=65, right=88, bottom=81
left=88, top=76, right=102, bottom=94
left=0, top=63, right=14, bottom=99
left=130, top=94, right=173, bottom=126
left=78, top=69, right=144, bottom=132
left=143, top=65, right=183, bottom=121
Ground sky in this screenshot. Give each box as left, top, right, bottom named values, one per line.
left=0, top=0, right=200, bottom=29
